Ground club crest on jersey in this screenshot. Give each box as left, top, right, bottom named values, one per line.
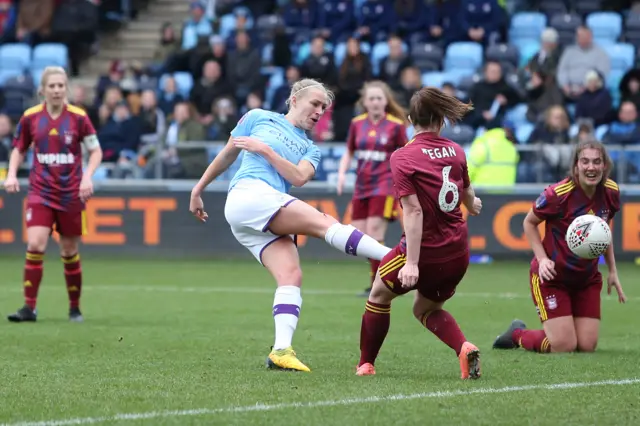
left=545, top=295, right=557, bottom=310
left=379, top=133, right=388, bottom=145
left=64, top=131, right=74, bottom=145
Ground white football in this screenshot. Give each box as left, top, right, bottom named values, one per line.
left=565, top=214, right=612, bottom=259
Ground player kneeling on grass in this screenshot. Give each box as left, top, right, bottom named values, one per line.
left=493, top=140, right=626, bottom=354
left=356, top=87, right=483, bottom=380
left=2, top=66, right=102, bottom=323
left=190, top=78, right=392, bottom=372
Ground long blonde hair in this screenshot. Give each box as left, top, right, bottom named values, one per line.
left=358, top=80, right=407, bottom=124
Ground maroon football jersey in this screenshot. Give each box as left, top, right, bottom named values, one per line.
left=531, top=177, right=620, bottom=285
left=390, top=131, right=470, bottom=262
left=13, top=103, right=97, bottom=212
left=346, top=113, right=408, bottom=199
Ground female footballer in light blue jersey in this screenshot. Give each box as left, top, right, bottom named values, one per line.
left=190, top=78, right=392, bottom=372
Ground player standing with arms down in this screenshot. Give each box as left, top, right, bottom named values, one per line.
left=336, top=81, right=408, bottom=297
left=493, top=140, right=626, bottom=354
left=356, top=87, right=483, bottom=379
left=3, top=66, right=103, bottom=323
left=189, top=79, right=392, bottom=372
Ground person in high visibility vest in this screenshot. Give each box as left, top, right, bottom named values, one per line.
left=467, top=121, right=520, bottom=190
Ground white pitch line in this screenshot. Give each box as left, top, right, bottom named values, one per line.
left=0, top=285, right=635, bottom=302
left=4, top=378, right=639, bottom=426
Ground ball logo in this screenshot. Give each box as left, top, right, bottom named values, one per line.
left=64, top=131, right=74, bottom=145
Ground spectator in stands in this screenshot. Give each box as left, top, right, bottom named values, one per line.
left=97, top=101, right=143, bottom=163
left=377, top=35, right=412, bottom=90
left=272, top=65, right=301, bottom=113
left=357, top=0, right=397, bottom=43
left=333, top=37, right=373, bottom=139
left=0, top=0, right=15, bottom=40
left=604, top=101, right=640, bottom=182
left=241, top=91, right=263, bottom=114
left=425, top=0, right=464, bottom=47
left=190, top=60, right=230, bottom=116
left=527, top=105, right=572, bottom=181
left=190, top=35, right=227, bottom=81
left=206, top=96, right=237, bottom=141
left=225, top=30, right=262, bottom=104
left=14, top=0, right=54, bottom=45
left=525, top=28, right=560, bottom=78
left=524, top=68, right=564, bottom=123
left=557, top=26, right=610, bottom=102
left=0, top=113, right=11, bottom=165
left=70, top=85, right=98, bottom=127
left=393, top=0, right=427, bottom=42
left=283, top=0, right=318, bottom=44
left=316, top=0, right=355, bottom=43
left=396, top=66, right=422, bottom=108
left=161, top=102, right=207, bottom=178
left=300, top=36, right=337, bottom=87
left=467, top=120, right=519, bottom=187
left=95, top=60, right=125, bottom=108
left=468, top=61, right=522, bottom=128
left=138, top=89, right=167, bottom=154
left=603, top=101, right=640, bottom=145
left=152, top=23, right=181, bottom=74
left=619, top=68, right=640, bottom=111
left=225, top=6, right=257, bottom=48
left=158, top=76, right=185, bottom=118
left=181, top=2, right=213, bottom=51
left=97, top=86, right=124, bottom=129
left=575, top=70, right=613, bottom=128
left=462, top=0, right=504, bottom=46
left=571, top=121, right=596, bottom=144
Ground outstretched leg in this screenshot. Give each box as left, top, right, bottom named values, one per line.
left=267, top=200, right=392, bottom=261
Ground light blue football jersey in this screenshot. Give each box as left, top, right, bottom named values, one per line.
left=228, top=108, right=321, bottom=193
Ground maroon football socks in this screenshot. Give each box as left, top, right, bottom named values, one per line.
left=62, top=253, right=82, bottom=309
left=421, top=309, right=467, bottom=356
left=512, top=329, right=551, bottom=353
left=23, top=250, right=44, bottom=310
left=359, top=301, right=391, bottom=366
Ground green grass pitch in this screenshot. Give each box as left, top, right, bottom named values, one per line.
left=0, top=257, right=638, bottom=426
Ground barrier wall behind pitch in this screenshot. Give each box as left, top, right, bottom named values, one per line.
left=1, top=182, right=639, bottom=261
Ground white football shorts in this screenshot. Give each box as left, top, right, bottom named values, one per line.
left=224, top=178, right=297, bottom=264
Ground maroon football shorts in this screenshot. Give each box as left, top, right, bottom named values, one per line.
left=351, top=195, right=400, bottom=221
left=26, top=203, right=86, bottom=237
left=529, top=268, right=602, bottom=322
left=378, top=243, right=469, bottom=302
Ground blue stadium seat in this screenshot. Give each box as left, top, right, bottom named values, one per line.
left=514, top=40, right=541, bottom=67
left=444, top=42, right=483, bottom=73
left=441, top=69, right=475, bottom=86
left=421, top=71, right=447, bottom=88
left=370, top=41, right=407, bottom=75
left=256, top=14, right=284, bottom=42
left=0, top=43, right=32, bottom=72
left=509, top=12, right=546, bottom=43
left=410, top=42, right=444, bottom=72
left=607, top=43, right=635, bottom=72
left=595, top=124, right=609, bottom=140
left=586, top=12, right=622, bottom=43
left=606, top=69, right=625, bottom=93
left=516, top=123, right=534, bottom=143
left=32, top=43, right=69, bottom=70
left=441, top=124, right=475, bottom=145
left=295, top=40, right=333, bottom=65
left=625, top=12, right=640, bottom=45
left=549, top=13, right=583, bottom=46
left=219, top=14, right=237, bottom=39
left=159, top=73, right=193, bottom=98
left=265, top=70, right=285, bottom=109
left=262, top=43, right=273, bottom=64
left=333, top=41, right=371, bottom=66
left=485, top=43, right=520, bottom=68
left=505, top=103, right=530, bottom=127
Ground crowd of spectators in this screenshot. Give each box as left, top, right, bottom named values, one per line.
left=3, top=0, right=640, bottom=184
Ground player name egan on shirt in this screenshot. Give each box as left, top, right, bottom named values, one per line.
left=421, top=146, right=457, bottom=160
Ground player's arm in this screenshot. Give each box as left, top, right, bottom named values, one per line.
left=400, top=193, right=422, bottom=265
left=259, top=145, right=317, bottom=187
left=460, top=153, right=481, bottom=215
left=82, top=134, right=103, bottom=180
left=192, top=136, right=242, bottom=195
left=7, top=147, right=25, bottom=180
left=523, top=210, right=548, bottom=262
left=337, top=122, right=357, bottom=193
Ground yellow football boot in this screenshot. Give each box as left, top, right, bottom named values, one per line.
left=266, top=346, right=311, bottom=372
